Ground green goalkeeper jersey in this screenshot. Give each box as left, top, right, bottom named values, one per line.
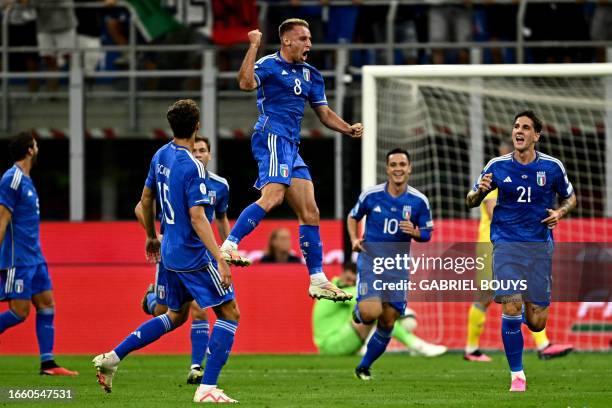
left=312, top=278, right=357, bottom=348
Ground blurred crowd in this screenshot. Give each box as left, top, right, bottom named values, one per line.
left=1, top=0, right=611, bottom=91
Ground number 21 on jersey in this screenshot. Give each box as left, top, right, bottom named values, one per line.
left=516, top=186, right=531, bottom=203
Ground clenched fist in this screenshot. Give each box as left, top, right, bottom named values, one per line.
left=248, top=29, right=262, bottom=48
left=350, top=123, right=363, bottom=138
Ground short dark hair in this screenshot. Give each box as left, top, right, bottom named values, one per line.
left=342, top=262, right=357, bottom=274
left=278, top=18, right=309, bottom=40
left=195, top=135, right=211, bottom=152
left=386, top=147, right=411, bottom=164
left=514, top=110, right=542, bottom=133
left=9, top=131, right=35, bottom=162
left=167, top=99, right=200, bottom=139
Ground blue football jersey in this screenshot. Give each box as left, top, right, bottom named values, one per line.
left=0, top=165, right=45, bottom=267
left=205, top=172, right=229, bottom=223
left=473, top=152, right=574, bottom=243
left=146, top=142, right=214, bottom=272
left=350, top=183, right=434, bottom=244
left=253, top=52, right=328, bottom=143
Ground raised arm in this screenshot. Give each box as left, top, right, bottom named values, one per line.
left=313, top=105, right=363, bottom=138
left=237, top=29, right=262, bottom=91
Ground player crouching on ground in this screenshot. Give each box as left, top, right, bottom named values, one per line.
left=312, top=262, right=447, bottom=358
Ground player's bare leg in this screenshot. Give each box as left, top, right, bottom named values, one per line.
left=353, top=300, right=383, bottom=325
left=286, top=177, right=352, bottom=302
left=523, top=302, right=549, bottom=332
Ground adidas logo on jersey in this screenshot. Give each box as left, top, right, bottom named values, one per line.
left=281, top=70, right=288, bottom=75
left=27, top=190, right=33, bottom=196
left=373, top=206, right=382, bottom=213
left=503, top=176, right=512, bottom=183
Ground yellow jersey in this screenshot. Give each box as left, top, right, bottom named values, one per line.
left=477, top=189, right=498, bottom=243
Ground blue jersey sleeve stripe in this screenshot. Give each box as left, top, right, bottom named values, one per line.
left=10, top=170, right=22, bottom=190
left=406, top=186, right=431, bottom=210
left=255, top=53, right=276, bottom=65
left=209, top=172, right=229, bottom=189
left=254, top=73, right=261, bottom=87
left=539, top=153, right=568, bottom=175
left=186, top=152, right=205, bottom=179
left=358, top=183, right=385, bottom=202
left=482, top=153, right=512, bottom=172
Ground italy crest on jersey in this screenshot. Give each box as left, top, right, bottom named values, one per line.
left=157, top=284, right=166, bottom=300
left=280, top=164, right=289, bottom=178
left=15, top=279, right=24, bottom=294
left=208, top=190, right=216, bottom=205
left=402, top=205, right=411, bottom=220
left=537, top=171, right=546, bottom=186
left=303, top=68, right=310, bottom=82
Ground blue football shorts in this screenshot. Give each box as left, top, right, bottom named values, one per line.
left=356, top=255, right=407, bottom=315
left=164, top=261, right=235, bottom=311
left=492, top=242, right=553, bottom=307
left=0, top=262, right=52, bottom=300
left=251, top=131, right=311, bottom=190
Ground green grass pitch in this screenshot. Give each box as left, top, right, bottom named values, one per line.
left=1, top=353, right=611, bottom=407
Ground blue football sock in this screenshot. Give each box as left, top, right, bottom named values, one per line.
left=114, top=314, right=174, bottom=360
left=299, top=225, right=323, bottom=275
left=36, top=308, right=55, bottom=362
left=202, top=319, right=238, bottom=385
left=0, top=309, right=25, bottom=334
left=358, top=326, right=393, bottom=369
left=502, top=314, right=524, bottom=372
left=191, top=320, right=210, bottom=367
left=146, top=292, right=157, bottom=315
left=226, top=203, right=267, bottom=244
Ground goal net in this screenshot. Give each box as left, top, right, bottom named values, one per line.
left=362, top=64, right=612, bottom=352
